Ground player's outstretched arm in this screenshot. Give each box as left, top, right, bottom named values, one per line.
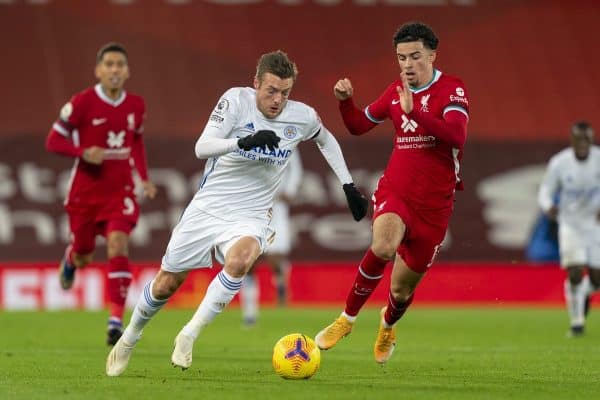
left=334, top=78, right=377, bottom=136
left=314, top=127, right=368, bottom=221
left=194, top=126, right=243, bottom=159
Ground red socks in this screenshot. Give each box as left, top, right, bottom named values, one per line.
left=344, top=249, right=388, bottom=317
left=384, top=292, right=414, bottom=326
left=106, top=256, right=132, bottom=322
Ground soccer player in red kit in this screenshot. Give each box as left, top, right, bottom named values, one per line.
left=45, top=43, right=157, bottom=345
left=315, top=22, right=469, bottom=363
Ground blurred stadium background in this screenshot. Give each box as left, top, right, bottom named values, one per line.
left=1, top=0, right=599, bottom=310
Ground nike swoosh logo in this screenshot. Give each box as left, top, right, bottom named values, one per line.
left=391, top=99, right=401, bottom=105
left=92, top=118, right=107, bottom=126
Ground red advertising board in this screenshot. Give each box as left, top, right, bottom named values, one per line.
left=0, top=262, right=568, bottom=310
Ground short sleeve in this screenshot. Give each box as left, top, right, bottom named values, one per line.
left=440, top=80, right=470, bottom=119
left=53, top=93, right=86, bottom=136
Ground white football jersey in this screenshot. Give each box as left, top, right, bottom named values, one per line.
left=192, top=87, right=320, bottom=221
left=538, top=146, right=600, bottom=230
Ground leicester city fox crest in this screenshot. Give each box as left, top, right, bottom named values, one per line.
left=283, top=125, right=298, bottom=139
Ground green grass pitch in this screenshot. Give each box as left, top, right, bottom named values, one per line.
left=1, top=307, right=599, bottom=399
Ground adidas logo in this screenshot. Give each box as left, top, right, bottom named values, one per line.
left=243, top=122, right=255, bottom=131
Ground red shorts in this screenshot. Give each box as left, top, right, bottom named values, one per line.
left=372, top=180, right=451, bottom=274
left=65, top=194, right=139, bottom=254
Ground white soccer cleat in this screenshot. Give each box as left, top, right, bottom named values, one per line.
left=106, top=336, right=135, bottom=376
left=171, top=332, right=194, bottom=370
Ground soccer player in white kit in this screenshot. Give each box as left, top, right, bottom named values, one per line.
left=240, top=150, right=303, bottom=326
left=106, top=50, right=368, bottom=376
left=538, top=121, right=600, bottom=337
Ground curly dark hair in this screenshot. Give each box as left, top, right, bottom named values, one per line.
left=393, top=22, right=439, bottom=50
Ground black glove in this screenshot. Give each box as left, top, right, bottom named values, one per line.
left=237, top=130, right=281, bottom=151
left=343, top=183, right=368, bottom=221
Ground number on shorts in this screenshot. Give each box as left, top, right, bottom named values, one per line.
left=123, top=197, right=135, bottom=216
left=427, top=244, right=442, bottom=268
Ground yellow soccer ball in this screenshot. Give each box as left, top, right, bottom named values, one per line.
left=272, top=333, right=321, bottom=380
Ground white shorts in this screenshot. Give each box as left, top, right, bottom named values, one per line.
left=161, top=205, right=274, bottom=272
left=266, top=201, right=292, bottom=255
left=558, top=224, right=600, bottom=268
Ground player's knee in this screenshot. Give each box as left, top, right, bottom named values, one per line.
left=389, top=282, right=414, bottom=303
left=226, top=248, right=258, bottom=278
left=72, top=252, right=93, bottom=267
left=71, top=239, right=95, bottom=267
left=370, top=242, right=397, bottom=261
left=107, top=238, right=128, bottom=258
left=567, top=267, right=584, bottom=284
left=225, top=256, right=250, bottom=278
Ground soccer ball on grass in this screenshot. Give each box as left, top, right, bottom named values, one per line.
left=272, top=333, right=320, bottom=379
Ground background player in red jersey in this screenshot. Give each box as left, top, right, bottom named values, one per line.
left=45, top=43, right=157, bottom=345
left=315, top=22, right=469, bottom=363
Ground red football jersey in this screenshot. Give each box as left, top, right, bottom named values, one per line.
left=51, top=84, right=145, bottom=208
left=365, top=70, right=469, bottom=211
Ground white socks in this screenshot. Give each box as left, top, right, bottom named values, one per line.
left=341, top=312, right=357, bottom=323
left=564, top=277, right=590, bottom=327
left=122, top=279, right=168, bottom=345
left=181, top=270, right=243, bottom=339
left=240, top=274, right=259, bottom=323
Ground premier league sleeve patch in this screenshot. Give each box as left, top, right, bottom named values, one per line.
left=214, top=98, right=229, bottom=115
left=59, top=102, right=73, bottom=122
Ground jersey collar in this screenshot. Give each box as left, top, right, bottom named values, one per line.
left=94, top=84, right=126, bottom=107
left=409, top=69, right=442, bottom=94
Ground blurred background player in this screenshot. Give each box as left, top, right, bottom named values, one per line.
left=315, top=22, right=469, bottom=364
left=538, top=121, right=600, bottom=337
left=45, top=42, right=157, bottom=345
left=240, top=150, right=303, bottom=326
left=106, top=50, right=368, bottom=377
left=525, top=210, right=559, bottom=263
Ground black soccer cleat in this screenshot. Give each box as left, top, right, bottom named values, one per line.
left=569, top=325, right=584, bottom=338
